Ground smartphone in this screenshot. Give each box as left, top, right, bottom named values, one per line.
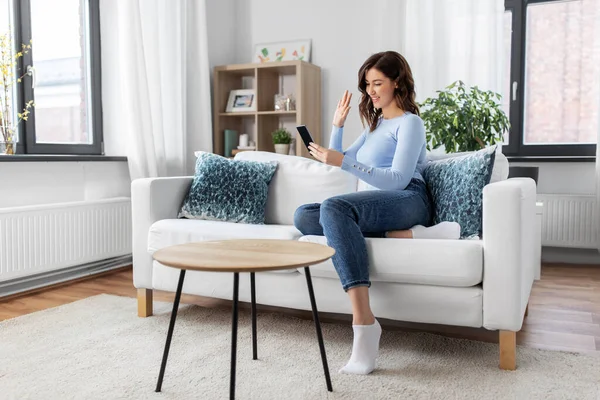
left=296, top=125, right=315, bottom=150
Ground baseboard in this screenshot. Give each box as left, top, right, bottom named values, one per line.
left=542, top=247, right=600, bottom=265
left=0, top=255, right=132, bottom=299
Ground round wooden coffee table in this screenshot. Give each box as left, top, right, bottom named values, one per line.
left=152, top=239, right=335, bottom=399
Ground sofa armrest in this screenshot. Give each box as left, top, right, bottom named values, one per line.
left=482, top=177, right=537, bottom=331
left=131, top=176, right=193, bottom=288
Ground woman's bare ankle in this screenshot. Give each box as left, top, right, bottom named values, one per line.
left=353, top=314, right=376, bottom=325
left=348, top=286, right=375, bottom=325
left=385, top=230, right=413, bottom=239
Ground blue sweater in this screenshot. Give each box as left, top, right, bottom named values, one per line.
left=329, top=112, right=427, bottom=191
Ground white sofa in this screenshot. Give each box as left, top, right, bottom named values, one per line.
left=132, top=150, right=539, bottom=371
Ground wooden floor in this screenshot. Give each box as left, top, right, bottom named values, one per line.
left=1, top=263, right=599, bottom=355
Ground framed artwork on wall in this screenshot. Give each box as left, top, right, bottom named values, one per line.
left=226, top=89, right=256, bottom=112
left=253, top=39, right=311, bottom=63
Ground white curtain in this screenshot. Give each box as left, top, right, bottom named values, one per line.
left=591, top=3, right=600, bottom=252
left=375, top=0, right=505, bottom=103
left=115, top=0, right=212, bottom=180
left=597, top=59, right=600, bottom=253
left=597, top=111, right=600, bottom=252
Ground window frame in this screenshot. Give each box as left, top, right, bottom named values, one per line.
left=504, top=0, right=597, bottom=159
left=11, top=0, right=103, bottom=155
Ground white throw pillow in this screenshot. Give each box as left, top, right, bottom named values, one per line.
left=233, top=151, right=358, bottom=225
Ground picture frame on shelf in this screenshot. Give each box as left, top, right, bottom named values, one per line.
left=253, top=39, right=311, bottom=63
left=226, top=89, right=256, bottom=112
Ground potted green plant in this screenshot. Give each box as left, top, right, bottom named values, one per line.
left=271, top=127, right=292, bottom=155
left=420, top=81, right=539, bottom=183
left=419, top=80, right=510, bottom=153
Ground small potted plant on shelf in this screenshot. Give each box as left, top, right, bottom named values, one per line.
left=271, top=127, right=292, bottom=155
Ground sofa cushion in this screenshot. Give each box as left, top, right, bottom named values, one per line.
left=424, top=145, right=497, bottom=238
left=148, top=219, right=303, bottom=253
left=298, top=235, right=483, bottom=287
left=148, top=219, right=303, bottom=273
left=179, top=151, right=278, bottom=224
left=234, top=151, right=357, bottom=225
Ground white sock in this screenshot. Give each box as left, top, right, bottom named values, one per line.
left=339, top=319, right=382, bottom=375
left=410, top=221, right=461, bottom=239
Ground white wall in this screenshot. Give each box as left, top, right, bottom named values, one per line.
left=0, top=162, right=130, bottom=209
left=510, top=161, right=595, bottom=195
left=206, top=0, right=238, bottom=71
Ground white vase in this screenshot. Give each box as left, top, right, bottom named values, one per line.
left=274, top=143, right=289, bottom=154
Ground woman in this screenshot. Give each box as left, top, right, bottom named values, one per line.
left=293, top=51, right=459, bottom=375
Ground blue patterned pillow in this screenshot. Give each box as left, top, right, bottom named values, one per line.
left=178, top=152, right=278, bottom=224
left=423, top=146, right=497, bottom=238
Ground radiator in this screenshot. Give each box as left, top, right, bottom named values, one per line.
left=537, top=194, right=597, bottom=249
left=0, top=198, right=132, bottom=282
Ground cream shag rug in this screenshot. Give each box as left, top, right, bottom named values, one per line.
left=1, top=294, right=599, bottom=400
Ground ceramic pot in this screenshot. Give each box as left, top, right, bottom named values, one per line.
left=274, top=144, right=289, bottom=154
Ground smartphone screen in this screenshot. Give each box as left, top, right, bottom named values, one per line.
left=296, top=125, right=314, bottom=150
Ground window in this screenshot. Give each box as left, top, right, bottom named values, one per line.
left=1, top=0, right=102, bottom=155
left=504, top=0, right=600, bottom=158
left=502, top=9, right=513, bottom=144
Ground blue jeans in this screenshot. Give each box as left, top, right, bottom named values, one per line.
left=293, top=178, right=432, bottom=291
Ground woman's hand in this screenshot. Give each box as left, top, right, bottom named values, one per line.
left=308, top=142, right=344, bottom=167
left=333, top=90, right=352, bottom=128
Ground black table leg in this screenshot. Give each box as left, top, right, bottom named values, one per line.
left=230, top=272, right=240, bottom=400
left=250, top=272, right=257, bottom=360
left=304, top=267, right=333, bottom=392
left=156, top=269, right=186, bottom=392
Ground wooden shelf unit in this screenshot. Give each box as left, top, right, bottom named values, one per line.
left=213, top=60, right=321, bottom=158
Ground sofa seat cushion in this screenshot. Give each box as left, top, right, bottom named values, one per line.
left=298, top=235, right=483, bottom=287
left=148, top=219, right=303, bottom=274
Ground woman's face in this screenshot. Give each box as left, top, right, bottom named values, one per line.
left=365, top=68, right=396, bottom=110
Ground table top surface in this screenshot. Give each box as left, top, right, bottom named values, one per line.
left=152, top=239, right=335, bottom=272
